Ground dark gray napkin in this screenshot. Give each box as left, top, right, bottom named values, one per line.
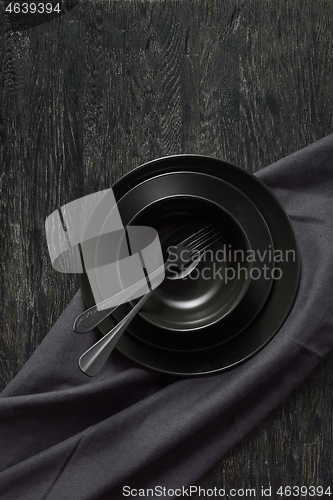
left=1, top=135, right=333, bottom=500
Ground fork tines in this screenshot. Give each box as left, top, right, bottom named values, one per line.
left=185, top=224, right=222, bottom=260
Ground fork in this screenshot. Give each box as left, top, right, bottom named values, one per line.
left=79, top=223, right=222, bottom=376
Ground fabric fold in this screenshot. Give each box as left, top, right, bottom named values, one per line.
left=1, top=134, right=333, bottom=500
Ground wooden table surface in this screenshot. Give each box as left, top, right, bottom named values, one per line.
left=1, top=1, right=332, bottom=498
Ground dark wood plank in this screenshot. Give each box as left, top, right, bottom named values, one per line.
left=0, top=0, right=332, bottom=497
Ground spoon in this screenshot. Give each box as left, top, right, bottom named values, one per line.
left=79, top=222, right=221, bottom=376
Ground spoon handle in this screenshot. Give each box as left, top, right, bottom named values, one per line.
left=74, top=303, right=117, bottom=333
left=74, top=276, right=151, bottom=333
left=79, top=289, right=153, bottom=376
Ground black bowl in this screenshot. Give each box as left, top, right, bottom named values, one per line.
left=125, top=194, right=252, bottom=332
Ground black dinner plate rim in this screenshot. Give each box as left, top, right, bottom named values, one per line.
left=79, top=155, right=300, bottom=376
left=109, top=171, right=275, bottom=351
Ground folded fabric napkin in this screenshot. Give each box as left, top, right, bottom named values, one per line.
left=1, top=135, right=333, bottom=500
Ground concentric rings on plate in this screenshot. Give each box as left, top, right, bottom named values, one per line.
left=111, top=173, right=274, bottom=351
left=80, top=155, right=300, bottom=376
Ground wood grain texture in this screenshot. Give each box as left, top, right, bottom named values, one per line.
left=0, top=0, right=332, bottom=497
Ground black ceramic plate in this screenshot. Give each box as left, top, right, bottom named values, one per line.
left=109, top=172, right=274, bottom=351
left=80, top=156, right=300, bottom=375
